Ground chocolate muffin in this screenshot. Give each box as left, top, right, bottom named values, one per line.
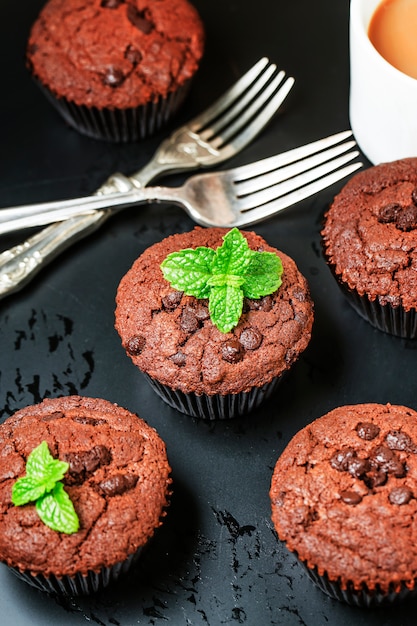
left=270, top=403, right=417, bottom=606
left=26, top=0, right=205, bottom=141
left=115, top=227, right=314, bottom=420
left=0, top=395, right=172, bottom=594
left=321, top=158, right=417, bottom=337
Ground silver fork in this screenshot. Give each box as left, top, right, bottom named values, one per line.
left=0, top=57, right=294, bottom=298
left=0, top=131, right=362, bottom=234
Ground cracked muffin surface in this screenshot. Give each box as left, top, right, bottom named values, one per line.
left=0, top=395, right=171, bottom=577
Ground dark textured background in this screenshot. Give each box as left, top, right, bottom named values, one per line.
left=1, top=0, right=416, bottom=624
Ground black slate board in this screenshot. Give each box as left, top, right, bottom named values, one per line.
left=1, top=0, right=416, bottom=624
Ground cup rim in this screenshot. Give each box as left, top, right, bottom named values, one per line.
left=350, top=0, right=417, bottom=86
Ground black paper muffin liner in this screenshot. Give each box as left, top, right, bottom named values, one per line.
left=340, top=285, right=417, bottom=339
left=34, top=78, right=191, bottom=142
left=143, top=373, right=284, bottom=420
left=299, top=559, right=417, bottom=607
left=325, top=260, right=417, bottom=338
left=7, top=547, right=143, bottom=595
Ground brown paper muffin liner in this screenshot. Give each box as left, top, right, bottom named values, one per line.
left=325, top=261, right=417, bottom=338
left=34, top=78, right=191, bottom=143
left=7, top=547, right=143, bottom=595
left=143, top=373, right=284, bottom=420
left=299, top=559, right=417, bottom=607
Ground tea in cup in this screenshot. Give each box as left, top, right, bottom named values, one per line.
left=349, top=0, right=417, bottom=164
left=368, top=0, right=417, bottom=80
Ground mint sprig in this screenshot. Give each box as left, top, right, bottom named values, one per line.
left=161, top=228, right=283, bottom=333
left=12, top=441, right=79, bottom=534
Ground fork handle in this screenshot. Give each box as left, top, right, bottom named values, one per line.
left=0, top=167, right=160, bottom=297
left=0, top=212, right=112, bottom=297
left=0, top=126, right=210, bottom=298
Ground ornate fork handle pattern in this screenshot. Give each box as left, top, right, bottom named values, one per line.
left=0, top=173, right=135, bottom=297
left=0, top=124, right=214, bottom=297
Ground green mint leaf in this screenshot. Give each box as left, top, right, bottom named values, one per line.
left=209, top=284, right=244, bottom=333
left=12, top=476, right=48, bottom=506
left=211, top=228, right=252, bottom=277
left=36, top=483, right=80, bottom=534
left=12, top=441, right=79, bottom=534
left=207, top=273, right=245, bottom=289
left=243, top=250, right=283, bottom=299
left=26, top=440, right=69, bottom=488
left=12, top=441, right=69, bottom=505
left=160, top=228, right=283, bottom=333
left=161, top=246, right=216, bottom=298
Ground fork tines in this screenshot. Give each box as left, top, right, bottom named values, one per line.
left=189, top=57, right=295, bottom=152
left=233, top=131, right=363, bottom=224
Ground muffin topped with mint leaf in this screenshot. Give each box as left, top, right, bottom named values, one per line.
left=115, top=227, right=314, bottom=419
left=0, top=395, right=171, bottom=595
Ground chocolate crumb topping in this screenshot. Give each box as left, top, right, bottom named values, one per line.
left=356, top=422, right=380, bottom=440
left=388, top=486, right=413, bottom=505
left=370, top=445, right=406, bottom=478
left=98, top=473, right=138, bottom=496
left=239, top=327, right=263, bottom=350
left=245, top=295, right=273, bottom=312
left=126, top=334, right=146, bottom=355
left=64, top=445, right=112, bottom=485
left=340, top=490, right=363, bottom=505
left=170, top=351, right=187, bottom=367
left=103, top=66, right=125, bottom=87
left=385, top=430, right=415, bottom=452
left=378, top=202, right=417, bottom=231
left=125, top=44, right=142, bottom=65
left=330, top=448, right=356, bottom=471
left=194, top=300, right=210, bottom=321
left=162, top=291, right=183, bottom=311
left=72, top=416, right=106, bottom=426
left=126, top=5, right=154, bottom=33
left=180, top=307, right=199, bottom=333
left=101, top=0, right=123, bottom=7
left=41, top=411, right=65, bottom=422
left=221, top=339, right=244, bottom=363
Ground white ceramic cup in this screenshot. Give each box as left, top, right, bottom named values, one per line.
left=349, top=0, right=417, bottom=164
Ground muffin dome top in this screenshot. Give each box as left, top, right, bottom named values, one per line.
left=270, top=403, right=417, bottom=593
left=27, top=0, right=205, bottom=108
left=0, top=396, right=171, bottom=577
left=322, top=158, right=417, bottom=311
left=115, top=227, right=314, bottom=396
